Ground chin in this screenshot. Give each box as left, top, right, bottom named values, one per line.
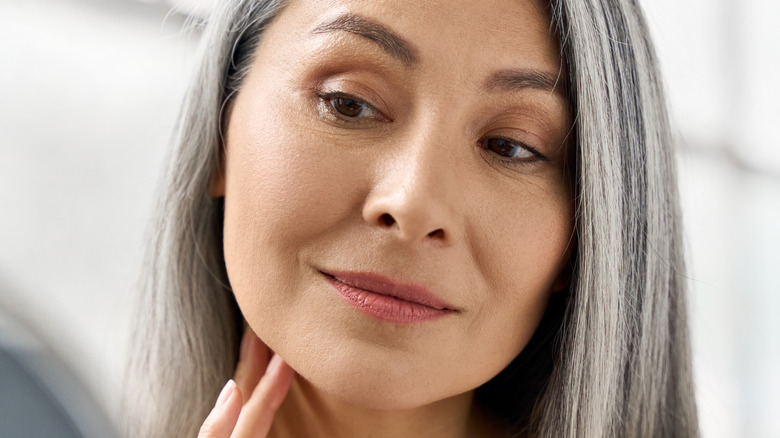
left=284, top=340, right=466, bottom=411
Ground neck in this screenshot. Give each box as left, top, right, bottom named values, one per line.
left=268, top=375, right=501, bottom=438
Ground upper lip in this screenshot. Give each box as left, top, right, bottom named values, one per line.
left=322, top=270, right=457, bottom=311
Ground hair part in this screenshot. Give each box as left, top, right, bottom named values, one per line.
left=121, top=0, right=698, bottom=436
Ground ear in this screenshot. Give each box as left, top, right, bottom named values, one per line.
left=210, top=98, right=236, bottom=198
left=208, top=147, right=226, bottom=197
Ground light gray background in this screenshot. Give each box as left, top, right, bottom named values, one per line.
left=1, top=0, right=778, bottom=436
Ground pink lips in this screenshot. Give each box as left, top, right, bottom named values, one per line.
left=323, top=271, right=457, bottom=324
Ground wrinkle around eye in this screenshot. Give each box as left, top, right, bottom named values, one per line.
left=318, top=92, right=390, bottom=123
left=311, top=72, right=398, bottom=117
left=472, top=104, right=570, bottom=164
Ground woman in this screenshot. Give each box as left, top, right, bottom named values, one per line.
left=123, top=0, right=699, bottom=436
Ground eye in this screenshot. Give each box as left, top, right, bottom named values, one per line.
left=331, top=96, right=373, bottom=118
left=481, top=137, right=548, bottom=163
left=317, top=92, right=388, bottom=122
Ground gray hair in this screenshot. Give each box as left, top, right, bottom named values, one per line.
left=121, top=0, right=699, bottom=436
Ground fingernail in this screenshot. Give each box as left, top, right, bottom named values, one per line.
left=267, top=353, right=284, bottom=374
left=216, top=379, right=236, bottom=407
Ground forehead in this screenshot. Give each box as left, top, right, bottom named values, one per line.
left=272, top=0, right=562, bottom=75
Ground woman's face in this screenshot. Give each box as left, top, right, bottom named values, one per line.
left=218, top=0, right=573, bottom=410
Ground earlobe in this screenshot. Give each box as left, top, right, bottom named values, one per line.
left=208, top=169, right=226, bottom=197
left=208, top=148, right=227, bottom=197
left=210, top=98, right=236, bottom=198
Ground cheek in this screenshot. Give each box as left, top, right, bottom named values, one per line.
left=464, top=180, right=573, bottom=367
left=223, top=83, right=353, bottom=243
left=219, top=94, right=365, bottom=327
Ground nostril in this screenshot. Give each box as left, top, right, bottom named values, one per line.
left=380, top=213, right=396, bottom=227
left=427, top=229, right=445, bottom=239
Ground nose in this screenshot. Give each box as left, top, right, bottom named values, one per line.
left=361, top=132, right=464, bottom=247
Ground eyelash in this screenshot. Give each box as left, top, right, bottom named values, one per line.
left=316, top=91, right=389, bottom=124
left=478, top=137, right=549, bottom=166
left=315, top=91, right=548, bottom=165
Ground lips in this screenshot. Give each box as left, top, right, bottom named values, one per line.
left=322, top=270, right=457, bottom=323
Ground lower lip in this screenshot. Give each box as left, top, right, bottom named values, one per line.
left=326, top=276, right=454, bottom=324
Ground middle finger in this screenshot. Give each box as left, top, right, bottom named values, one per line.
left=233, top=327, right=270, bottom=403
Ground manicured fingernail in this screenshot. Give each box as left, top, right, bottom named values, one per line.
left=267, top=353, right=284, bottom=374
left=216, top=379, right=236, bottom=407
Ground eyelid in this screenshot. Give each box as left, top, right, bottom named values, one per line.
left=495, top=136, right=549, bottom=161
left=479, top=135, right=550, bottom=169
left=316, top=89, right=392, bottom=124
left=316, top=77, right=393, bottom=118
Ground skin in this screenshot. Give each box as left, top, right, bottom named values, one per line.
left=202, top=0, right=574, bottom=436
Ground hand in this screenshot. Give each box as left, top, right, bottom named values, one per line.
left=198, top=328, right=295, bottom=437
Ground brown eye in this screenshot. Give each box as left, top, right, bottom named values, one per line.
left=316, top=91, right=389, bottom=124
left=328, top=95, right=383, bottom=120
left=483, top=138, right=536, bottom=160
left=331, top=97, right=367, bottom=117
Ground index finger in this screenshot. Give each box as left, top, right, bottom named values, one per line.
left=234, top=327, right=270, bottom=403
left=197, top=380, right=243, bottom=438
left=231, top=354, right=295, bottom=437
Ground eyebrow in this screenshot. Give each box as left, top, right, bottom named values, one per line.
left=483, top=69, right=567, bottom=98
left=310, top=13, right=418, bottom=66
left=310, top=14, right=567, bottom=99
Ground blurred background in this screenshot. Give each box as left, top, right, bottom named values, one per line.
left=0, top=0, right=778, bottom=436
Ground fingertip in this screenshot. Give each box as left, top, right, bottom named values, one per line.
left=219, top=384, right=243, bottom=425
left=216, top=379, right=236, bottom=407
left=276, top=357, right=296, bottom=383
left=199, top=381, right=242, bottom=437
left=270, top=354, right=295, bottom=379
left=267, top=353, right=283, bottom=374
left=224, top=384, right=242, bottom=409
left=216, top=380, right=243, bottom=416
left=231, top=356, right=294, bottom=437
left=265, top=355, right=295, bottom=409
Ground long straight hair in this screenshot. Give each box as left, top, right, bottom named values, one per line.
left=121, top=0, right=698, bottom=436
